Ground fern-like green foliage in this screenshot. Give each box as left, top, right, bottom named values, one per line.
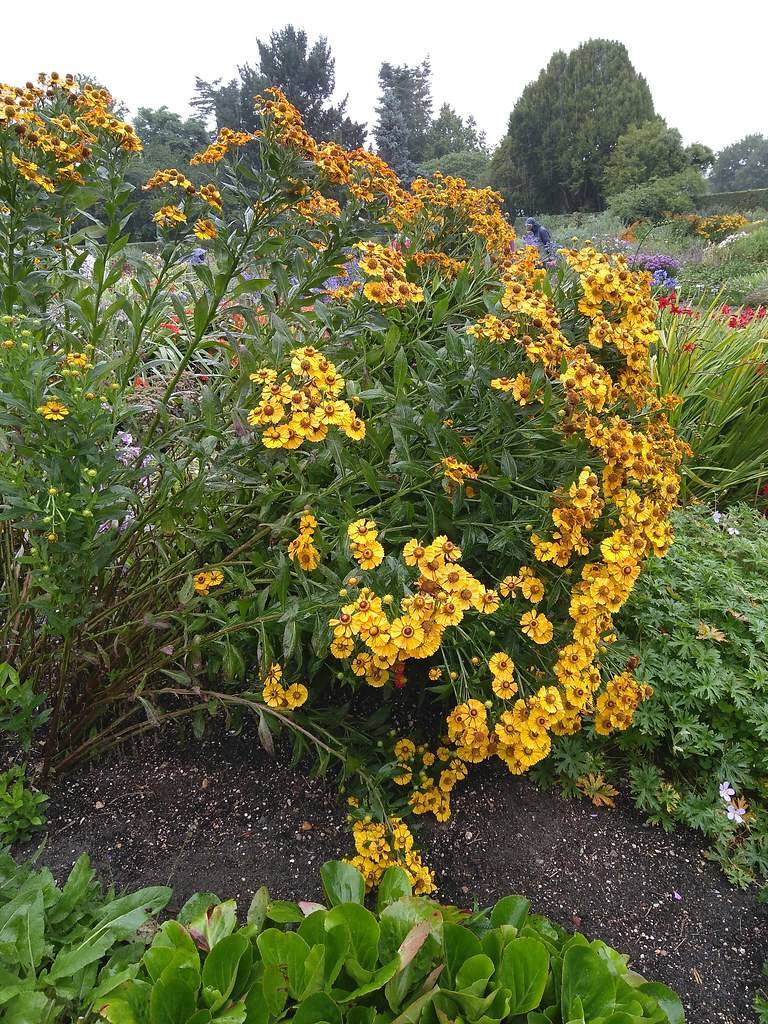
left=542, top=505, right=768, bottom=886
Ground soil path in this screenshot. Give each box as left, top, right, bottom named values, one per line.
left=20, top=727, right=768, bottom=1024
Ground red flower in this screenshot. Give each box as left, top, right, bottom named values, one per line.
left=134, top=376, right=147, bottom=388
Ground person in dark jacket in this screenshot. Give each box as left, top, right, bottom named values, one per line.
left=524, top=217, right=556, bottom=262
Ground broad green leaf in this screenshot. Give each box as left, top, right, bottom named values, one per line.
left=636, top=982, right=685, bottom=1024
left=261, top=962, right=288, bottom=1016
left=265, top=900, right=304, bottom=924
left=561, top=946, right=616, bottom=1021
left=201, top=933, right=249, bottom=1010
left=2, top=991, right=51, bottom=1024
left=257, top=929, right=310, bottom=999
left=319, top=862, right=365, bottom=907
left=325, top=903, right=379, bottom=971
left=246, top=888, right=269, bottom=934
left=455, top=953, right=495, bottom=995
left=376, top=868, right=412, bottom=913
left=497, top=937, right=550, bottom=1015
left=292, top=992, right=342, bottom=1024
left=443, top=923, right=482, bottom=988
left=490, top=895, right=530, bottom=930
left=149, top=974, right=196, bottom=1024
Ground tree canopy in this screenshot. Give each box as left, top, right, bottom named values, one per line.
left=192, top=25, right=366, bottom=147
left=417, top=150, right=491, bottom=188
left=489, top=39, right=655, bottom=213
left=603, top=118, right=713, bottom=197
left=709, top=134, right=768, bottom=192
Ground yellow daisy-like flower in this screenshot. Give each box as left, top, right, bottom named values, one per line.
left=352, top=540, right=384, bottom=570
left=488, top=652, right=515, bottom=682
left=394, top=738, right=416, bottom=761
left=347, top=518, right=378, bottom=543
left=520, top=575, right=545, bottom=603
left=520, top=610, right=554, bottom=645
left=37, top=400, right=70, bottom=421
left=491, top=675, right=518, bottom=700
left=193, top=218, right=217, bottom=240
left=153, top=204, right=186, bottom=227
left=284, top=682, right=308, bottom=709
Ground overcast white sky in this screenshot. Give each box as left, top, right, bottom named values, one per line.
left=4, top=0, right=766, bottom=151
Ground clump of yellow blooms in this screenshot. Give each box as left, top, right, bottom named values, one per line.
left=681, top=212, right=749, bottom=241
left=288, top=513, right=321, bottom=571
left=0, top=73, right=141, bottom=197
left=247, top=346, right=365, bottom=450
left=348, top=518, right=384, bottom=571
left=356, top=242, right=424, bottom=306
left=153, top=204, right=186, bottom=228
left=261, top=662, right=308, bottom=711
left=193, top=569, right=224, bottom=595
left=347, top=816, right=435, bottom=894
left=440, top=456, right=479, bottom=493
left=58, top=350, right=92, bottom=377
left=190, top=127, right=255, bottom=165
left=330, top=529, right=500, bottom=690
left=411, top=251, right=466, bottom=278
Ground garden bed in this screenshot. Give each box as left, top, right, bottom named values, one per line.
left=18, top=723, right=767, bottom=1024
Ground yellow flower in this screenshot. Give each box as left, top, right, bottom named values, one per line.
left=488, top=652, right=515, bottom=682
left=193, top=569, right=224, bottom=595
left=348, top=518, right=378, bottom=543
left=37, top=400, right=69, bottom=421
left=492, top=676, right=518, bottom=699
left=352, top=540, right=384, bottom=570
left=520, top=610, right=554, bottom=645
left=394, top=738, right=416, bottom=761
left=284, top=683, right=308, bottom=709
left=153, top=204, right=186, bottom=227
left=193, top=218, right=217, bottom=240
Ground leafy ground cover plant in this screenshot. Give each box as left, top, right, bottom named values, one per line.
left=95, top=859, right=684, bottom=1024
left=0, top=763, right=47, bottom=843
left=0, top=850, right=170, bottom=1022
left=0, top=75, right=687, bottom=888
left=538, top=505, right=768, bottom=886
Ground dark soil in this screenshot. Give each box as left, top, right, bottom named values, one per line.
left=18, top=724, right=768, bottom=1024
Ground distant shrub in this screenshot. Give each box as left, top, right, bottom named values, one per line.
left=608, top=169, right=706, bottom=224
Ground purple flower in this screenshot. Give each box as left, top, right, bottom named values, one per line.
left=117, top=431, right=134, bottom=446
left=712, top=511, right=723, bottom=524
left=651, top=268, right=680, bottom=291
left=719, top=781, right=735, bottom=801
left=727, top=527, right=740, bottom=536
left=185, top=247, right=206, bottom=266
left=630, top=252, right=681, bottom=275
left=726, top=802, right=746, bottom=824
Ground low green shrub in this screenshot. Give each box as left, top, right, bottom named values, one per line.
left=539, top=505, right=768, bottom=886
left=96, top=859, right=684, bottom=1024
left=0, top=763, right=47, bottom=843
left=607, top=169, right=705, bottom=225
left=0, top=850, right=170, bottom=1022
left=0, top=662, right=49, bottom=749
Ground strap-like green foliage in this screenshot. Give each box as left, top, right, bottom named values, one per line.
left=0, top=850, right=171, bottom=1021
left=94, top=860, right=684, bottom=1024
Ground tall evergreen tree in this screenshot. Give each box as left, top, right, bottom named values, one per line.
left=490, top=40, right=655, bottom=213
left=192, top=25, right=365, bottom=147
left=375, top=61, right=433, bottom=165
left=375, top=88, right=417, bottom=183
